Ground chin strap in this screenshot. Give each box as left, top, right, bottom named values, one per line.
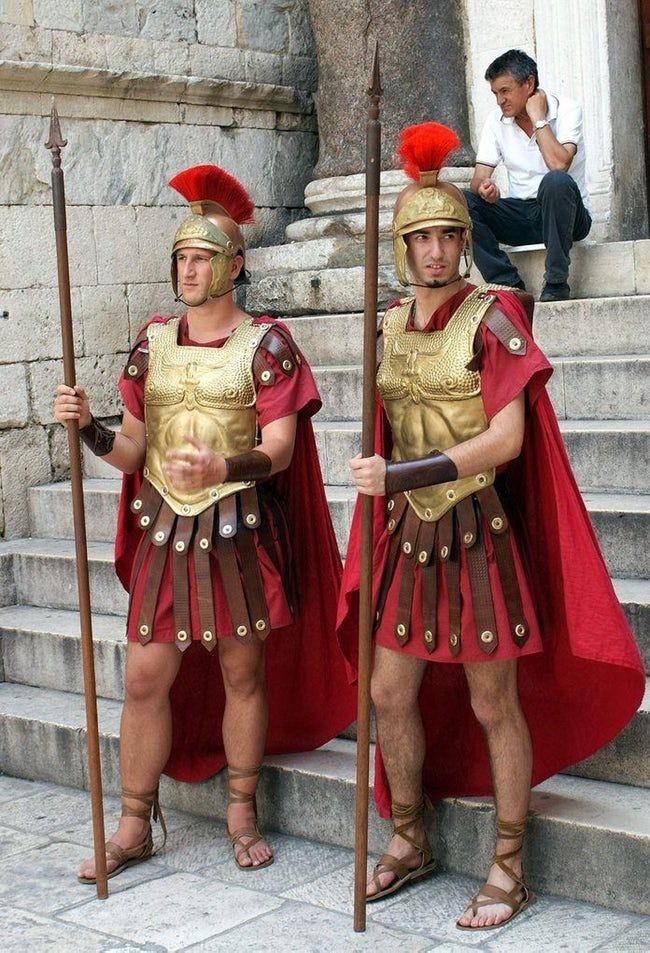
left=174, top=284, right=235, bottom=307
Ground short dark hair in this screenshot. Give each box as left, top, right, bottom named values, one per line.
left=485, top=49, right=538, bottom=90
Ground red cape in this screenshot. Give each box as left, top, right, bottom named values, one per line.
left=115, top=330, right=356, bottom=783
left=337, top=289, right=645, bottom=817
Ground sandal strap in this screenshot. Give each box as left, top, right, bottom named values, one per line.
left=121, top=787, right=167, bottom=853
left=389, top=796, right=432, bottom=863
left=469, top=883, right=522, bottom=914
left=227, top=765, right=260, bottom=805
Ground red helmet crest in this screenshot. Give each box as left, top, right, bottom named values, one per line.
left=168, top=164, right=255, bottom=224
left=397, top=122, right=460, bottom=182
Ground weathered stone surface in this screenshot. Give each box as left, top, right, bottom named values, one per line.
left=82, top=0, right=138, bottom=37
left=244, top=49, right=283, bottom=85
left=47, top=421, right=73, bottom=481
left=1, top=0, right=35, bottom=27
left=307, top=0, right=472, bottom=176
left=79, top=283, right=129, bottom=355
left=126, top=281, right=178, bottom=341
left=196, top=0, right=238, bottom=47
left=93, top=206, right=140, bottom=284
left=0, top=205, right=98, bottom=289
left=0, top=364, right=29, bottom=429
left=28, top=353, right=124, bottom=424
left=33, top=0, right=82, bottom=32
left=585, top=494, right=650, bottom=580
left=50, top=27, right=108, bottom=68
left=153, top=36, right=191, bottom=74
left=0, top=23, right=52, bottom=60
left=0, top=426, right=51, bottom=538
left=104, top=32, right=163, bottom=72
left=190, top=42, right=246, bottom=80
left=135, top=206, right=188, bottom=283
left=136, top=0, right=195, bottom=42
left=561, top=357, right=649, bottom=420
left=240, top=1, right=290, bottom=53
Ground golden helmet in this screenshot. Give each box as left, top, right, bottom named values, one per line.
left=168, top=164, right=255, bottom=301
left=393, top=122, right=472, bottom=286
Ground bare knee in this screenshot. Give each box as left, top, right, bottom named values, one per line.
left=221, top=658, right=264, bottom=700
left=470, top=683, right=519, bottom=731
left=125, top=664, right=169, bottom=706
left=371, top=671, right=417, bottom=718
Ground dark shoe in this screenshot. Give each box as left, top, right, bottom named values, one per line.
left=539, top=281, right=570, bottom=302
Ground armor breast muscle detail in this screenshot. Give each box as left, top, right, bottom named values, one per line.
left=143, top=317, right=271, bottom=516
left=377, top=288, right=498, bottom=522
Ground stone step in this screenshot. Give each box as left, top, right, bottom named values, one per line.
left=0, top=603, right=646, bottom=790
left=246, top=240, right=650, bottom=314
left=0, top=681, right=646, bottom=914
left=285, top=296, right=650, bottom=365
left=313, top=420, right=650, bottom=494
left=23, top=480, right=650, bottom=581
left=312, top=355, right=650, bottom=422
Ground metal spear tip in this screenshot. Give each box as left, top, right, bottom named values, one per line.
left=367, top=40, right=382, bottom=97
left=45, top=100, right=67, bottom=151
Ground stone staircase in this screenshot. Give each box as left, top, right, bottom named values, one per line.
left=0, top=225, right=648, bottom=916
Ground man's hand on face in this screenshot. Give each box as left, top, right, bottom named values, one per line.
left=525, top=88, right=548, bottom=123
left=478, top=179, right=501, bottom=204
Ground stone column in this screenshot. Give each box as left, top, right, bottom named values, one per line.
left=308, top=0, right=473, bottom=178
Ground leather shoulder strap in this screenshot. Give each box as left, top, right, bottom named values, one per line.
left=254, top=324, right=301, bottom=387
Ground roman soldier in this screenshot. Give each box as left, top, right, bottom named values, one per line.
left=55, top=164, right=355, bottom=883
left=337, top=123, right=644, bottom=930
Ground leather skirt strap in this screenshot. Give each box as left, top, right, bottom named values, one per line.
left=236, top=520, right=271, bottom=640
left=194, top=506, right=217, bottom=651
left=458, top=497, right=499, bottom=656
left=172, top=515, right=195, bottom=652
left=439, top=509, right=461, bottom=657
left=478, top=487, right=529, bottom=648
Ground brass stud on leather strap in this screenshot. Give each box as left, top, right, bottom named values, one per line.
left=154, top=531, right=165, bottom=543
left=222, top=524, right=233, bottom=536
left=463, top=532, right=473, bottom=545
left=403, top=541, right=412, bottom=554
left=177, top=630, right=188, bottom=642
left=255, top=619, right=266, bottom=631
left=245, top=513, right=256, bottom=526
left=446, top=489, right=456, bottom=501
left=449, top=632, right=458, bottom=647
left=491, top=517, right=503, bottom=531
left=387, top=499, right=395, bottom=511
left=282, top=359, right=293, bottom=371
left=440, top=545, right=449, bottom=559
left=139, top=624, right=149, bottom=637
left=509, top=336, right=522, bottom=351
left=140, top=515, right=150, bottom=528
left=260, top=369, right=272, bottom=383
left=132, top=499, right=142, bottom=511
left=143, top=467, right=150, bottom=477
left=199, top=537, right=210, bottom=550
left=203, top=630, right=214, bottom=642
left=128, top=364, right=138, bottom=376
left=418, top=550, right=427, bottom=563
left=480, top=630, right=495, bottom=644
left=175, top=541, right=185, bottom=552
left=237, top=625, right=248, bottom=637
left=424, top=630, right=433, bottom=644
left=515, top=623, right=526, bottom=637
left=387, top=519, right=395, bottom=531
left=396, top=623, right=406, bottom=637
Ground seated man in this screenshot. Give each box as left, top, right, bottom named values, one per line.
left=464, top=48, right=592, bottom=301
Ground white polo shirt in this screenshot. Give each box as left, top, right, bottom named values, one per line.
left=476, top=92, right=591, bottom=213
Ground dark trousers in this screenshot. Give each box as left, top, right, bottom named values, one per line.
left=463, top=171, right=592, bottom=286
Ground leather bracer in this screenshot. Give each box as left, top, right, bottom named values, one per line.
left=385, top=450, right=457, bottom=496
left=79, top=416, right=116, bottom=457
left=224, top=449, right=272, bottom=483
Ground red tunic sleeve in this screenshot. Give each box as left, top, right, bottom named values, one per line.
left=254, top=321, right=321, bottom=430
left=117, top=316, right=170, bottom=422
left=478, top=293, right=553, bottom=421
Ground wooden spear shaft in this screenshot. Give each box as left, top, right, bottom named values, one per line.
left=45, top=103, right=108, bottom=900
left=353, top=42, right=382, bottom=934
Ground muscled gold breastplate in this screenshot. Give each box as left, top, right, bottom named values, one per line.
left=377, top=288, right=496, bottom=521
left=143, top=317, right=271, bottom=516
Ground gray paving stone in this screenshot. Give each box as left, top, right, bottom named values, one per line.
left=0, top=841, right=171, bottom=914
left=0, top=825, right=50, bottom=861
left=60, top=871, right=284, bottom=947
left=0, top=903, right=161, bottom=953
left=0, top=773, right=44, bottom=803
left=189, top=898, right=432, bottom=952
left=597, top=919, right=650, bottom=950
left=201, top=831, right=353, bottom=892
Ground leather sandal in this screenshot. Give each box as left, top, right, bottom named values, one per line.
left=226, top=766, right=274, bottom=871
left=367, top=796, right=436, bottom=902
left=77, top=786, right=167, bottom=884
left=456, top=816, right=534, bottom=930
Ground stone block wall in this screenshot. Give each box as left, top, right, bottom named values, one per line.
left=0, top=0, right=318, bottom=537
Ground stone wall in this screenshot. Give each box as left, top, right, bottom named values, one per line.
left=0, top=0, right=318, bottom=538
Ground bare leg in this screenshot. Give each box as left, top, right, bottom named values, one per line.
left=78, top=641, right=183, bottom=879
left=457, top=659, right=532, bottom=928
left=367, top=645, right=429, bottom=896
left=219, top=636, right=272, bottom=868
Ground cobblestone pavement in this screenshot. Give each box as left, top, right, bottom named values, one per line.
left=0, top=774, right=647, bottom=952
